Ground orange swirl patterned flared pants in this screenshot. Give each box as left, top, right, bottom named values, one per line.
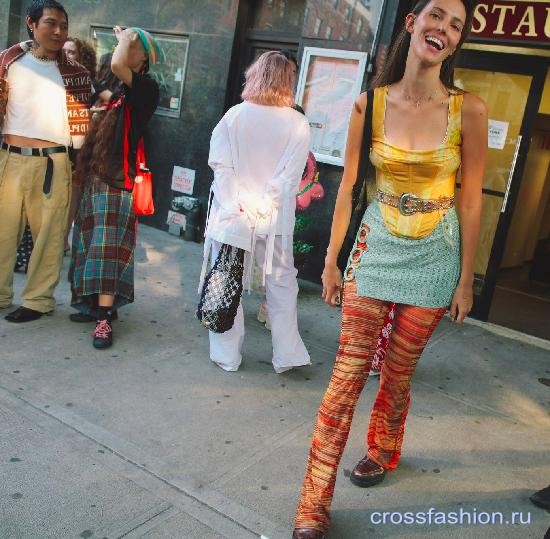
left=294, top=281, right=445, bottom=532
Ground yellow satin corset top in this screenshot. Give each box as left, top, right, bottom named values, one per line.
left=370, top=85, right=463, bottom=239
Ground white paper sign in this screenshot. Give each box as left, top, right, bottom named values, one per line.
left=488, top=119, right=509, bottom=150
left=166, top=210, right=186, bottom=228
left=171, top=166, right=196, bottom=194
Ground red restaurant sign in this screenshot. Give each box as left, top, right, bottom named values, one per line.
left=471, top=0, right=550, bottom=44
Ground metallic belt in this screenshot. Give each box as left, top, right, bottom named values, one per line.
left=1, top=142, right=68, bottom=194
left=376, top=189, right=454, bottom=216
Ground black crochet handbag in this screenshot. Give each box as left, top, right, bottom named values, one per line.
left=196, top=243, right=245, bottom=333
left=337, top=89, right=375, bottom=272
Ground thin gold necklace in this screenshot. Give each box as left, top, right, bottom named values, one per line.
left=403, top=91, right=433, bottom=109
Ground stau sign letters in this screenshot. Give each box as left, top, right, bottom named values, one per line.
left=471, top=0, right=550, bottom=45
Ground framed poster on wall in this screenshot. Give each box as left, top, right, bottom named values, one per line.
left=295, top=48, right=369, bottom=167
left=90, top=26, right=189, bottom=118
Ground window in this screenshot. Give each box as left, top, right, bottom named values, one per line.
left=333, top=0, right=339, bottom=8
left=314, top=17, right=322, bottom=36
left=344, top=6, right=350, bottom=20
left=325, top=25, right=333, bottom=39
left=252, top=0, right=306, bottom=33
left=295, top=47, right=370, bottom=166
left=91, top=26, right=189, bottom=118
left=357, top=18, right=364, bottom=34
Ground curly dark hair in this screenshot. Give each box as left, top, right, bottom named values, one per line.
left=96, top=53, right=122, bottom=93
left=65, top=37, right=97, bottom=80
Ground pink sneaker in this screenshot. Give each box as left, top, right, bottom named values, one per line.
left=93, top=319, right=113, bottom=349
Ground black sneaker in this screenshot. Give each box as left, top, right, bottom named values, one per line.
left=530, top=485, right=550, bottom=510
left=71, top=310, right=117, bottom=323
left=93, top=319, right=113, bottom=349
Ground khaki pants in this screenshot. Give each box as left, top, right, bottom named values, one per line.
left=0, top=149, right=71, bottom=312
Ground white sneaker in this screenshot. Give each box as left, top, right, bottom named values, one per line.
left=274, top=361, right=311, bottom=374
left=274, top=365, right=294, bottom=374
left=257, top=301, right=271, bottom=330
left=212, top=360, right=239, bottom=372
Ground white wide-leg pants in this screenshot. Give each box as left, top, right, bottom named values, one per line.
left=208, top=237, right=311, bottom=372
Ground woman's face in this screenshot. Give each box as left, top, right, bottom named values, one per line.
left=406, top=0, right=466, bottom=65
left=63, top=39, right=78, bottom=62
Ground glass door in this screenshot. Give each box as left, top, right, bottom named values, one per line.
left=454, top=50, right=547, bottom=319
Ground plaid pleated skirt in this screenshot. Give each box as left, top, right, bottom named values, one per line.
left=69, top=176, right=136, bottom=315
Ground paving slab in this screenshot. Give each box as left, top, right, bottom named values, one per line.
left=0, top=224, right=549, bottom=539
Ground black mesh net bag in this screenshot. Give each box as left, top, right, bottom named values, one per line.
left=196, top=243, right=245, bottom=333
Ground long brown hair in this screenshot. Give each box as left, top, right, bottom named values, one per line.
left=372, top=0, right=475, bottom=89
left=76, top=103, right=120, bottom=181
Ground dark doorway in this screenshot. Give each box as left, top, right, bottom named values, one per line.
left=225, top=0, right=305, bottom=110
left=488, top=113, right=550, bottom=340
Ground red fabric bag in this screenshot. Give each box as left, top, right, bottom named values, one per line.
left=132, top=139, right=155, bottom=216
left=123, top=104, right=155, bottom=216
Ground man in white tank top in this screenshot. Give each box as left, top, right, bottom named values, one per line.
left=0, top=0, right=90, bottom=322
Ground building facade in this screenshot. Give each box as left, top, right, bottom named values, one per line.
left=2, top=0, right=549, bottom=337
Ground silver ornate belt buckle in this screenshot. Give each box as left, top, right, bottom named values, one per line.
left=398, top=192, right=418, bottom=216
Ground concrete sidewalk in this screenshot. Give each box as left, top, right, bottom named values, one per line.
left=0, top=224, right=549, bottom=539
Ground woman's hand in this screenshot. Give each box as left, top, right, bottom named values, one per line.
left=113, top=26, right=137, bottom=43
left=318, top=93, right=368, bottom=308
left=113, top=26, right=125, bottom=42
left=322, top=262, right=342, bottom=307
left=449, top=281, right=473, bottom=323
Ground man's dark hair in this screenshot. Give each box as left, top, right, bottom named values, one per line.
left=26, top=0, right=69, bottom=39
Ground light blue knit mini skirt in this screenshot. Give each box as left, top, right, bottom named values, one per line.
left=345, top=201, right=461, bottom=308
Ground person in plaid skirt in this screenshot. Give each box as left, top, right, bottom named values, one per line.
left=69, top=26, right=160, bottom=349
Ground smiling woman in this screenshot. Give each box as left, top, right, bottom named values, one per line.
left=293, top=0, right=487, bottom=536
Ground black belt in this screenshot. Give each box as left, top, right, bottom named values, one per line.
left=1, top=142, right=68, bottom=194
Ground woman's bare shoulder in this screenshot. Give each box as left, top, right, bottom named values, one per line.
left=354, top=91, right=369, bottom=115
left=462, top=92, right=487, bottom=119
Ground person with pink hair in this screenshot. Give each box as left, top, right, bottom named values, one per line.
left=202, top=50, right=311, bottom=373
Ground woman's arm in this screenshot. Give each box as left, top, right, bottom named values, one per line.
left=450, top=92, right=487, bottom=323
left=98, top=88, right=113, bottom=103
left=322, top=92, right=368, bottom=306
left=208, top=116, right=241, bottom=215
